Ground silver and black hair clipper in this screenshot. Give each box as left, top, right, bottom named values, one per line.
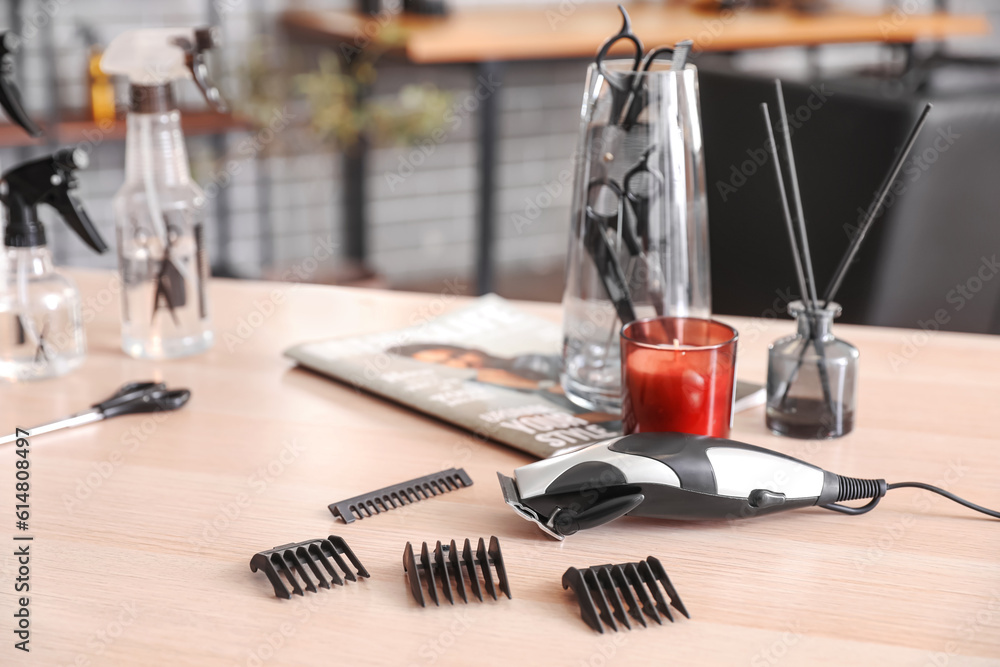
left=498, top=432, right=891, bottom=539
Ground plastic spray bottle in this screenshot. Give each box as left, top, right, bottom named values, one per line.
left=0, top=149, right=107, bottom=381
left=0, top=32, right=42, bottom=138
left=0, top=29, right=44, bottom=267
left=101, top=27, right=227, bottom=359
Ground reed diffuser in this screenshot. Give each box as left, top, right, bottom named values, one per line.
left=762, top=81, right=931, bottom=439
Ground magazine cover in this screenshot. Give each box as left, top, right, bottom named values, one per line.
left=284, top=295, right=621, bottom=459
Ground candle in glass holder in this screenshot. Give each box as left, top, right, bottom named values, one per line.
left=620, top=317, right=738, bottom=438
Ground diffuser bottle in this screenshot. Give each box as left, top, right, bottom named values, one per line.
left=766, top=301, right=858, bottom=439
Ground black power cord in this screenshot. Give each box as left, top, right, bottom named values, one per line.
left=820, top=476, right=1000, bottom=519
left=885, top=481, right=1000, bottom=519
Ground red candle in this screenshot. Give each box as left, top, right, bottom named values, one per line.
left=621, top=317, right=738, bottom=438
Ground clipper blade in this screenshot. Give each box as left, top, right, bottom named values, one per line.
left=250, top=535, right=369, bottom=599
left=403, top=536, right=511, bottom=607
left=562, top=556, right=689, bottom=633
left=330, top=468, right=473, bottom=523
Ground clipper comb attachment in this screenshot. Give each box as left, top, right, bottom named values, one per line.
left=250, top=535, right=369, bottom=599
left=329, top=468, right=473, bottom=523
left=562, top=556, right=689, bottom=633
left=403, top=536, right=511, bottom=607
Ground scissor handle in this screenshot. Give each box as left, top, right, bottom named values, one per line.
left=92, top=382, right=192, bottom=419
left=594, top=6, right=643, bottom=82
left=586, top=178, right=642, bottom=257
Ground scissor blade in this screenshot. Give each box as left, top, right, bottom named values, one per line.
left=0, top=410, right=103, bottom=446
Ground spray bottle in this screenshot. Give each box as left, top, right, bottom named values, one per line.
left=101, top=27, right=227, bottom=359
left=0, top=149, right=107, bottom=381
left=0, top=31, right=42, bottom=140
left=0, top=29, right=44, bottom=274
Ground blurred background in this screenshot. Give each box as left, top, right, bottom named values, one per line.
left=4, top=0, right=1000, bottom=332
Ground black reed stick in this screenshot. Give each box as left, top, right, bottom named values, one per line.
left=774, top=80, right=821, bottom=309
left=770, top=82, right=835, bottom=418
left=776, top=102, right=933, bottom=425
left=762, top=103, right=809, bottom=307
left=822, top=102, right=933, bottom=303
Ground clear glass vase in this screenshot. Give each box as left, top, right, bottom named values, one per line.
left=561, top=60, right=711, bottom=413
left=766, top=301, right=859, bottom=439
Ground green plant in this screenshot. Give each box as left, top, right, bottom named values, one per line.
left=295, top=51, right=453, bottom=150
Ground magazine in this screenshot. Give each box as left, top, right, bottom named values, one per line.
left=284, top=295, right=763, bottom=460
left=284, top=295, right=623, bottom=459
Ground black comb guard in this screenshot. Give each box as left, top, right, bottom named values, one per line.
left=329, top=468, right=473, bottom=523
left=562, top=556, right=689, bottom=633
left=250, top=535, right=369, bottom=599
left=403, top=537, right=511, bottom=607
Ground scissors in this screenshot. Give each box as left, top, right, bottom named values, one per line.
left=0, top=381, right=192, bottom=446
left=587, top=146, right=664, bottom=253
left=595, top=6, right=694, bottom=129
left=584, top=147, right=668, bottom=320
left=152, top=214, right=187, bottom=326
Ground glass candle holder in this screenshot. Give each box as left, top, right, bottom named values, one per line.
left=766, top=301, right=858, bottom=439
left=620, top=317, right=738, bottom=438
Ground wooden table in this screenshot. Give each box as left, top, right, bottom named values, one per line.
left=282, top=4, right=989, bottom=295
left=2, top=271, right=999, bottom=665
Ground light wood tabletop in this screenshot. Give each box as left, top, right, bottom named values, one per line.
left=282, top=4, right=991, bottom=64
left=2, top=270, right=999, bottom=666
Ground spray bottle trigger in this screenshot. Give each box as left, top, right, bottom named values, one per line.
left=0, top=32, right=43, bottom=137
left=53, top=191, right=108, bottom=254
left=173, top=27, right=228, bottom=113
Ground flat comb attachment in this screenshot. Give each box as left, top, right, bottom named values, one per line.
left=329, top=468, right=473, bottom=523
left=562, top=556, right=689, bottom=632
left=250, top=535, right=369, bottom=599
left=403, top=536, right=511, bottom=607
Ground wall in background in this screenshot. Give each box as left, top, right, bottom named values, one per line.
left=3, top=0, right=999, bottom=293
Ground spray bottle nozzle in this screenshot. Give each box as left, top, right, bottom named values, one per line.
left=0, top=31, right=43, bottom=137
left=173, top=27, right=229, bottom=113
left=101, top=26, right=228, bottom=113
left=2, top=148, right=107, bottom=254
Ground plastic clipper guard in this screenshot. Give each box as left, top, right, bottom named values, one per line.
left=250, top=536, right=369, bottom=599
left=329, top=468, right=473, bottom=523
left=562, top=556, right=689, bottom=633
left=403, top=537, right=511, bottom=607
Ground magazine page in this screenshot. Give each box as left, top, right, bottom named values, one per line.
left=284, top=295, right=622, bottom=459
